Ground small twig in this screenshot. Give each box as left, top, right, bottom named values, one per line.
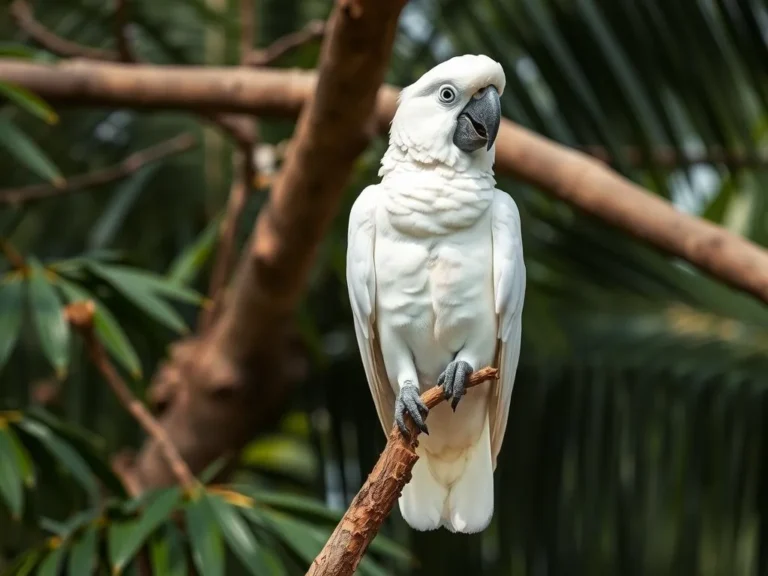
left=11, top=0, right=119, bottom=61
left=65, top=301, right=197, bottom=492
left=200, top=155, right=251, bottom=330
left=115, top=0, right=137, bottom=62
left=199, top=113, right=256, bottom=149
left=236, top=0, right=258, bottom=189
left=246, top=19, right=325, bottom=66
left=199, top=0, right=261, bottom=331
left=240, top=0, right=255, bottom=62
left=0, top=239, right=27, bottom=271
left=0, top=133, right=196, bottom=206
left=307, top=367, right=499, bottom=576
left=111, top=449, right=143, bottom=497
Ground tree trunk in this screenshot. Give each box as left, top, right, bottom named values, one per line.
left=132, top=0, right=408, bottom=489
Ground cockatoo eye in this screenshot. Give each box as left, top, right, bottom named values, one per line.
left=438, top=85, right=457, bottom=104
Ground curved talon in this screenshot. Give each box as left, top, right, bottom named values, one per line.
left=395, top=383, right=429, bottom=438
left=438, top=360, right=473, bottom=412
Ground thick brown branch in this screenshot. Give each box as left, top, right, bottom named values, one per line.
left=11, top=0, right=119, bottom=61
left=4, top=57, right=765, bottom=305
left=307, top=367, right=499, bottom=576
left=0, top=59, right=318, bottom=114
left=11, top=0, right=252, bottom=157
left=0, top=133, right=196, bottom=206
left=491, top=123, right=768, bottom=304
left=246, top=20, right=325, bottom=66
left=131, top=0, right=407, bottom=489
left=64, top=301, right=196, bottom=492
left=2, top=58, right=765, bottom=169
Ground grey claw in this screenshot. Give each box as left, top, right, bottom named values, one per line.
left=395, top=383, right=429, bottom=438
left=438, top=360, right=473, bottom=411
left=440, top=362, right=457, bottom=399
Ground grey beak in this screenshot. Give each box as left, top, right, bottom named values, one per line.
left=452, top=85, right=501, bottom=153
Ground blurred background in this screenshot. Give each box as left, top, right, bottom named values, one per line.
left=1, top=0, right=768, bottom=574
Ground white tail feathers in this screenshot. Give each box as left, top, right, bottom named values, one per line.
left=398, top=416, right=494, bottom=533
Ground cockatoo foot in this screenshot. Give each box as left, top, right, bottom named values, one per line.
left=438, top=360, right=474, bottom=411
left=395, top=381, right=429, bottom=438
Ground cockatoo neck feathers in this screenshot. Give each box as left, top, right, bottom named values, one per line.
left=379, top=167, right=496, bottom=237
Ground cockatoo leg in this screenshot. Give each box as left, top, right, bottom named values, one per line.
left=395, top=381, right=429, bottom=438
left=437, top=360, right=474, bottom=411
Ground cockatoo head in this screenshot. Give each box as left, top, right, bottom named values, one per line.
left=387, top=54, right=505, bottom=172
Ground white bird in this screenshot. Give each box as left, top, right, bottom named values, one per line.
left=345, top=54, right=526, bottom=534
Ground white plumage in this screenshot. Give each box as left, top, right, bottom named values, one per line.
left=346, top=54, right=526, bottom=533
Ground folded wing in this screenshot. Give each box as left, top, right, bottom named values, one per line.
left=489, top=190, right=526, bottom=468
left=346, top=185, right=396, bottom=433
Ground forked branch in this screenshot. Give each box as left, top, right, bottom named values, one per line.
left=65, top=301, right=196, bottom=492
left=307, top=367, right=499, bottom=576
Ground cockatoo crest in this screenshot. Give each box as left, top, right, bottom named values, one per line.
left=381, top=54, right=506, bottom=176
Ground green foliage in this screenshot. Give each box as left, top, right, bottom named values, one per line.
left=0, top=411, right=409, bottom=575
left=0, top=254, right=204, bottom=380
left=0, top=118, right=62, bottom=187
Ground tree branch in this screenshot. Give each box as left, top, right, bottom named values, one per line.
left=10, top=0, right=253, bottom=155
left=64, top=301, right=196, bottom=492
left=0, top=239, right=27, bottom=271
left=10, top=0, right=119, bottom=61
left=580, top=144, right=768, bottom=169
left=0, top=133, right=197, bottom=206
left=115, top=0, right=136, bottom=62
left=240, top=0, right=255, bottom=61
left=491, top=122, right=768, bottom=304
left=2, top=58, right=768, bottom=305
left=199, top=0, right=261, bottom=331
left=245, top=19, right=325, bottom=66
left=307, top=367, right=499, bottom=576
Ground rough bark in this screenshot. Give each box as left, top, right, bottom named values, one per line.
left=132, top=0, right=407, bottom=488
left=2, top=60, right=767, bottom=305
left=307, top=368, right=499, bottom=576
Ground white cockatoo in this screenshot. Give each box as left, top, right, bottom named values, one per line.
left=345, top=54, right=526, bottom=534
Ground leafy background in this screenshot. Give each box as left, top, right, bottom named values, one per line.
left=1, top=0, right=768, bottom=574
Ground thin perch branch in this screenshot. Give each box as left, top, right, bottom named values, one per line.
left=0, top=133, right=196, bottom=206
left=65, top=301, right=197, bottom=492
left=307, top=367, right=499, bottom=576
